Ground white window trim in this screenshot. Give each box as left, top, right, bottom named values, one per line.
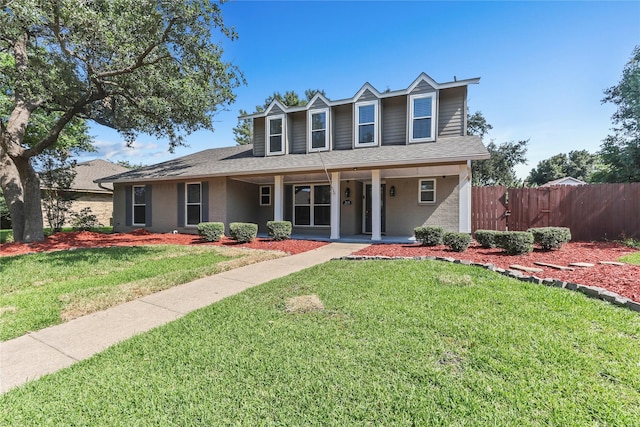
left=409, top=93, right=436, bottom=143
left=266, top=114, right=286, bottom=156
left=185, top=182, right=202, bottom=227
left=354, top=100, right=379, bottom=148
left=132, top=185, right=146, bottom=226
left=259, top=185, right=271, bottom=206
left=418, top=179, right=436, bottom=204
left=293, top=184, right=331, bottom=227
left=308, top=108, right=330, bottom=152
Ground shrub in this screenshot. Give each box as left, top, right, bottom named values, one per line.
left=229, top=222, right=258, bottom=243
left=443, top=232, right=472, bottom=252
left=71, top=207, right=101, bottom=231
left=528, top=227, right=571, bottom=250
left=197, top=222, right=225, bottom=242
left=267, top=220, right=292, bottom=241
left=414, top=226, right=445, bottom=246
left=474, top=230, right=504, bottom=248
left=498, top=231, right=534, bottom=255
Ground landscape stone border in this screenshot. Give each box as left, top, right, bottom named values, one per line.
left=334, top=255, right=640, bottom=313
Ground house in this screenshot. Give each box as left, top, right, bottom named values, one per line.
left=540, top=177, right=586, bottom=187
left=41, top=159, right=129, bottom=227
left=97, top=73, right=490, bottom=241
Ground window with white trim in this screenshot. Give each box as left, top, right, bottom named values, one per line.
left=308, top=108, right=329, bottom=151
left=132, top=185, right=146, bottom=225
left=418, top=179, right=436, bottom=204
left=186, top=182, right=202, bottom=225
left=355, top=101, right=378, bottom=147
left=293, top=184, right=331, bottom=226
left=260, top=185, right=271, bottom=206
left=409, top=94, right=435, bottom=143
left=266, top=115, right=285, bottom=155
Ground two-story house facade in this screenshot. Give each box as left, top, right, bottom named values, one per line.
left=99, top=73, right=489, bottom=241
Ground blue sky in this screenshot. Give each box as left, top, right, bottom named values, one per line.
left=83, top=1, right=640, bottom=179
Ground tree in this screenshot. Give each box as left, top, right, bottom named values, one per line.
left=467, top=111, right=528, bottom=187
left=1, top=1, right=243, bottom=242
left=527, top=150, right=598, bottom=186
left=596, top=46, right=640, bottom=182
left=37, top=148, right=77, bottom=232
left=233, top=89, right=327, bottom=145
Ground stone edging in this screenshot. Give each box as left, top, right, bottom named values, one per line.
left=333, top=255, right=640, bottom=313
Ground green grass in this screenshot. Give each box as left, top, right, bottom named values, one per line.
left=2, top=260, right=638, bottom=425
left=620, top=251, right=640, bottom=265
left=0, top=245, right=282, bottom=341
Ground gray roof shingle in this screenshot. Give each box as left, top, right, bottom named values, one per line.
left=97, top=136, right=489, bottom=183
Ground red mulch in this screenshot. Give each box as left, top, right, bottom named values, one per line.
left=355, top=242, right=640, bottom=302
left=0, top=230, right=328, bottom=257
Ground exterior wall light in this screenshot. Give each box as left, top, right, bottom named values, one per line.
left=389, top=186, right=396, bottom=197
left=344, top=187, right=351, bottom=198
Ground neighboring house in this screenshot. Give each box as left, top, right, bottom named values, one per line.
left=98, top=73, right=490, bottom=241
left=540, top=177, right=587, bottom=187
left=41, top=159, right=129, bottom=227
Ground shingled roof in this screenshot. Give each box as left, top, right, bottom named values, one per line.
left=97, top=136, right=488, bottom=184
left=71, top=159, right=130, bottom=192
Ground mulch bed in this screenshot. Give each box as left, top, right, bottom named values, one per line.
left=0, top=230, right=328, bottom=257
left=355, top=242, right=640, bottom=302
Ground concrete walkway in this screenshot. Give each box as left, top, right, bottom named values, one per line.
left=1, top=242, right=368, bottom=394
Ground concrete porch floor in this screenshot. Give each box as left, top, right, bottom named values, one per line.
left=264, top=233, right=417, bottom=245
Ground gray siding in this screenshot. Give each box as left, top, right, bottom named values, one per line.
left=438, top=87, right=465, bottom=137
left=268, top=104, right=284, bottom=115
left=253, top=117, right=265, bottom=156
left=381, top=96, right=406, bottom=146
left=385, top=175, right=459, bottom=236
left=357, top=88, right=377, bottom=102
left=310, top=98, right=328, bottom=109
left=290, top=111, right=306, bottom=154
left=411, top=80, right=436, bottom=94
left=226, top=178, right=259, bottom=229
left=333, top=104, right=353, bottom=150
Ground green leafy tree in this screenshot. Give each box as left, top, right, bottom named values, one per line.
left=595, top=46, right=640, bottom=182
left=527, top=150, right=598, bottom=186
left=1, top=1, right=243, bottom=242
left=36, top=148, right=77, bottom=232
left=233, top=89, right=327, bottom=145
left=467, top=111, right=528, bottom=187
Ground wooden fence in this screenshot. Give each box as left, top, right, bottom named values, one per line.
left=472, top=183, right=640, bottom=241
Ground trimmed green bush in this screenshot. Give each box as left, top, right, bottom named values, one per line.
left=528, top=227, right=571, bottom=250
left=498, top=231, right=534, bottom=255
left=197, top=222, right=225, bottom=242
left=229, top=222, right=258, bottom=243
left=443, top=232, right=472, bottom=252
left=267, top=220, right=292, bottom=241
left=414, top=226, right=445, bottom=246
left=474, top=230, right=504, bottom=248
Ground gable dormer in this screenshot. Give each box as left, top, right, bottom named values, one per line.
left=353, top=83, right=381, bottom=148
left=306, top=93, right=331, bottom=153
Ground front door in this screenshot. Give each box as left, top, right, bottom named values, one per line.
left=364, top=183, right=386, bottom=234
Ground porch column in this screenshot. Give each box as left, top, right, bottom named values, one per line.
left=459, top=161, right=472, bottom=233
left=274, top=175, right=284, bottom=221
left=371, top=169, right=382, bottom=241
left=330, top=171, right=341, bottom=240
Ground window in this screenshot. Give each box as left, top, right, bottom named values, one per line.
left=409, top=94, right=435, bottom=142
left=132, top=185, right=146, bottom=225
left=260, top=185, right=271, bottom=206
left=418, top=179, right=436, bottom=204
left=266, top=115, right=285, bottom=155
left=186, top=182, right=201, bottom=225
left=355, top=101, right=378, bottom=147
left=293, top=184, right=331, bottom=226
left=308, top=108, right=329, bottom=151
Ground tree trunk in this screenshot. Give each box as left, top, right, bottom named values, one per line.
left=14, top=156, right=44, bottom=242
left=0, top=147, right=25, bottom=241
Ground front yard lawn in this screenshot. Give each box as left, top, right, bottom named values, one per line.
left=0, top=245, right=284, bottom=341
left=2, top=260, right=638, bottom=425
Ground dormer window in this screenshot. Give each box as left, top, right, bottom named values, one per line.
left=266, top=115, right=285, bottom=155
left=409, top=94, right=435, bottom=143
left=355, top=100, right=378, bottom=147
left=308, top=108, right=329, bottom=152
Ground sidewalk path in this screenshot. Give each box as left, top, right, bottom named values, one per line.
left=1, top=242, right=368, bottom=394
